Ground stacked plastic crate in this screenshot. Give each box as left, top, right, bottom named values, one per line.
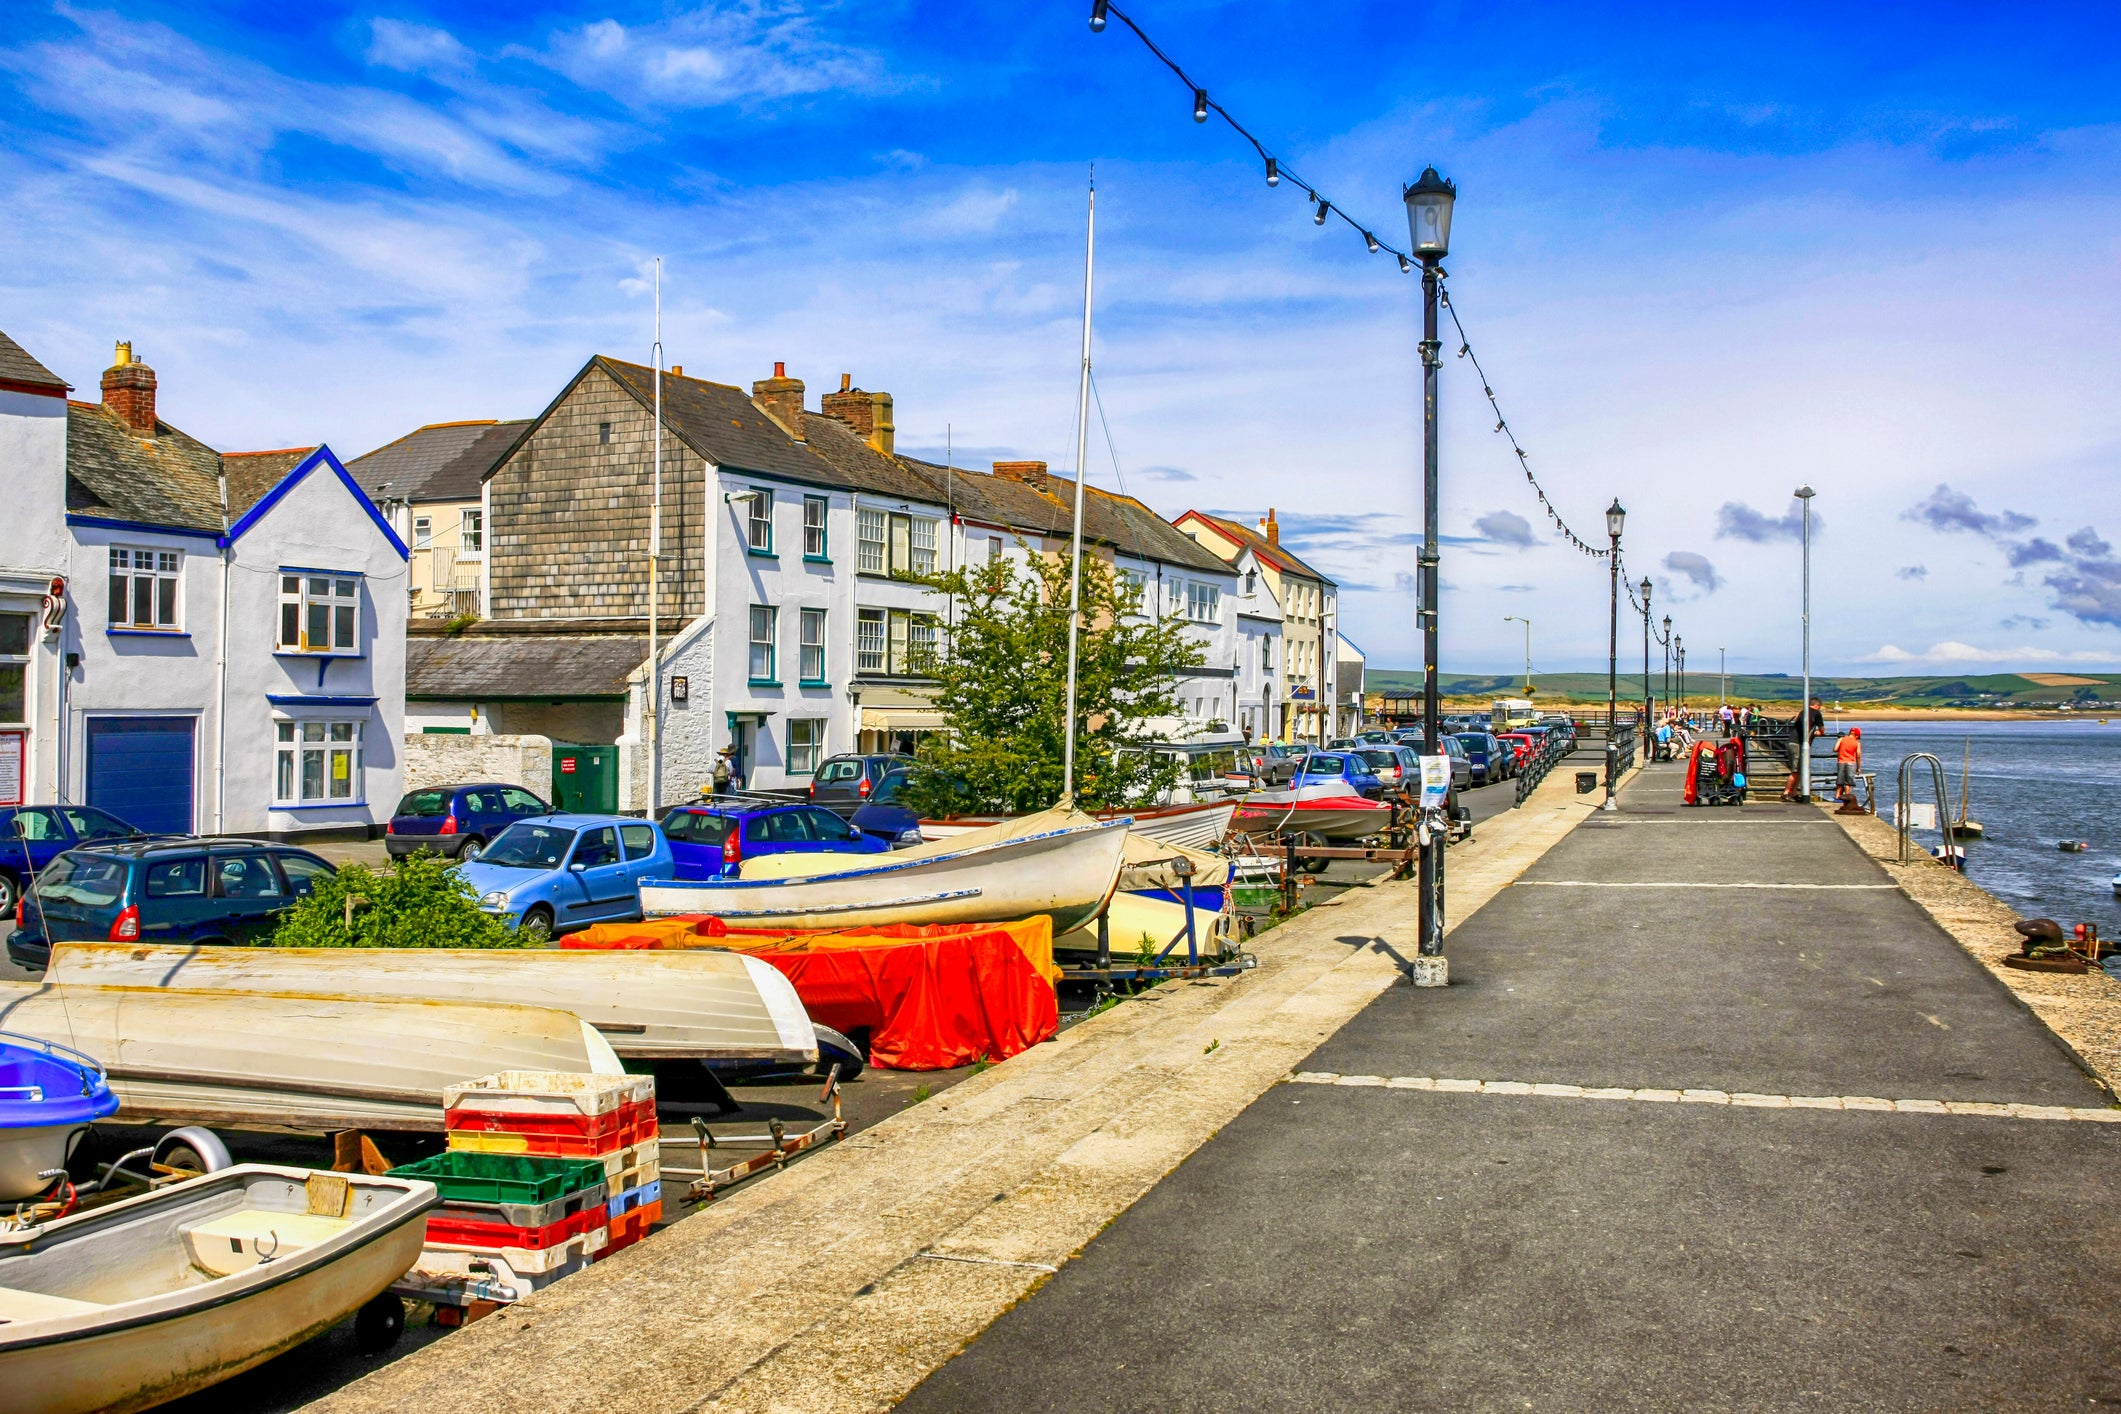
left=442, top=1071, right=661, bottom=1261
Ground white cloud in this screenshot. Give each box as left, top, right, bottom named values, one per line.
left=522, top=4, right=896, bottom=109
left=1859, top=642, right=2119, bottom=667
left=365, top=19, right=474, bottom=77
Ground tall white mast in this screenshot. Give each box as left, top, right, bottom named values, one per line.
left=649, top=258, right=663, bottom=811
left=1061, top=177, right=1096, bottom=809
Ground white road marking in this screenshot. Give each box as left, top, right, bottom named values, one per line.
left=1285, top=1072, right=2120, bottom=1121
left=1511, top=881, right=1897, bottom=890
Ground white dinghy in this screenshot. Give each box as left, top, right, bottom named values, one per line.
left=0, top=1164, right=436, bottom=1414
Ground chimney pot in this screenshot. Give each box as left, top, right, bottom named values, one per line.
left=751, top=363, right=806, bottom=441
left=992, top=460, right=1051, bottom=493
left=671, top=364, right=682, bottom=377
left=821, top=377, right=894, bottom=456
left=839, top=373, right=851, bottom=392
left=101, top=342, right=157, bottom=437
left=1265, top=507, right=1280, bottom=546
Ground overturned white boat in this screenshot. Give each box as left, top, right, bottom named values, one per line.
left=642, top=809, right=1128, bottom=934
left=0, top=983, right=623, bottom=1133
left=44, top=943, right=817, bottom=1067
left=0, top=1164, right=435, bottom=1414
left=921, top=799, right=1237, bottom=852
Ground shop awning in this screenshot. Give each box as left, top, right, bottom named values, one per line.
left=861, top=707, right=946, bottom=731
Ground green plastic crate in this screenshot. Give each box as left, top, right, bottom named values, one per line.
left=388, top=1151, right=610, bottom=1207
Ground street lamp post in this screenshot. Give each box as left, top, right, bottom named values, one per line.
left=1405, top=165, right=1454, bottom=985
left=1504, top=615, right=1532, bottom=696
left=1719, top=646, right=1727, bottom=708
left=1676, top=637, right=1685, bottom=718
left=1662, top=614, right=1672, bottom=711
left=1640, top=578, right=1653, bottom=754
left=1603, top=499, right=1625, bottom=812
left=1796, top=485, right=1816, bottom=800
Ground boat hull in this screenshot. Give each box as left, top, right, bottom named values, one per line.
left=1232, top=793, right=1392, bottom=841
left=643, top=815, right=1128, bottom=934
left=0, top=1166, right=434, bottom=1414
left=0, top=1123, right=89, bottom=1203
left=44, top=944, right=817, bottom=1066
left=922, top=801, right=1237, bottom=852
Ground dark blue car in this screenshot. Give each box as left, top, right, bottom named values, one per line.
left=1451, top=732, right=1511, bottom=786
left=658, top=799, right=889, bottom=879
left=387, top=783, right=552, bottom=861
left=847, top=769, right=926, bottom=848
left=0, top=804, right=147, bottom=918
left=8, top=838, right=338, bottom=971
left=1289, top=752, right=1386, bottom=799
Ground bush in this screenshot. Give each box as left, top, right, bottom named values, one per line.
left=272, top=850, right=526, bottom=949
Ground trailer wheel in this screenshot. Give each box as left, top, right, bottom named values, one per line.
left=1298, top=832, right=1332, bottom=875
left=153, top=1127, right=233, bottom=1177
left=355, top=1293, right=406, bottom=1353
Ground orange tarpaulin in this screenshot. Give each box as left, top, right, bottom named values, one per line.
left=564, top=917, right=1059, bottom=1071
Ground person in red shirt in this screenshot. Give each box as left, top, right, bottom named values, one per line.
left=1834, top=728, right=1863, bottom=805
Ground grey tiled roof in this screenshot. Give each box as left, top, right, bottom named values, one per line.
left=223, top=447, right=319, bottom=519
left=406, top=631, right=650, bottom=699
left=348, top=420, right=528, bottom=504
left=65, top=402, right=226, bottom=533
left=0, top=329, right=65, bottom=392
left=598, top=359, right=843, bottom=486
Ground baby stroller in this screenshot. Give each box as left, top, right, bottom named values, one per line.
left=1684, top=739, right=1747, bottom=807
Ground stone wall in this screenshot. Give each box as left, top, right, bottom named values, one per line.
left=656, top=618, right=718, bottom=802
left=403, top=732, right=553, bottom=796
left=488, top=364, right=706, bottom=620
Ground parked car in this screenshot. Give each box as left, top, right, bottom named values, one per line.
left=455, top=814, right=678, bottom=943
left=1496, top=731, right=1543, bottom=769
left=0, top=804, right=147, bottom=916
left=1351, top=747, right=1410, bottom=790
left=659, top=798, right=893, bottom=878
left=386, top=783, right=552, bottom=861
left=1452, top=732, right=1511, bottom=786
left=847, top=769, right=926, bottom=848
left=1440, top=735, right=1474, bottom=790
left=809, top=754, right=915, bottom=816
left=1289, top=752, right=1385, bottom=800
left=9, top=838, right=337, bottom=970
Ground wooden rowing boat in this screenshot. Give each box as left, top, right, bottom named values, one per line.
left=43, top=944, right=817, bottom=1067
left=0, top=1164, right=436, bottom=1414
left=0, top=983, right=624, bottom=1133
left=919, top=800, right=1238, bottom=851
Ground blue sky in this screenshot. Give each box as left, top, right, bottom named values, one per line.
left=5, top=1, right=2119, bottom=675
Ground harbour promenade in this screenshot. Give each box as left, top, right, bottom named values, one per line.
left=903, top=760, right=2121, bottom=1410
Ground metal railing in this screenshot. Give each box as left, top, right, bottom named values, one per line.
left=1896, top=751, right=1950, bottom=863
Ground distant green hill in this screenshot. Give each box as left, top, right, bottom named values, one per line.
left=1364, top=670, right=2121, bottom=709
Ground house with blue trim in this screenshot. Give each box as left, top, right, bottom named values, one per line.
left=0, top=334, right=406, bottom=837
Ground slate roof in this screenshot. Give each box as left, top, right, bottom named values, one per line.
left=348, top=420, right=528, bottom=504
left=405, top=631, right=651, bottom=700
left=0, top=329, right=66, bottom=393
left=65, top=401, right=227, bottom=534
left=597, top=359, right=844, bottom=486
left=1180, top=512, right=1335, bottom=585
left=223, top=447, right=319, bottom=519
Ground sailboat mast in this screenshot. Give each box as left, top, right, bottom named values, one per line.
left=1060, top=177, right=1096, bottom=808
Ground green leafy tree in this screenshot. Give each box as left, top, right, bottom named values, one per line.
left=898, top=547, right=1204, bottom=816
left=272, top=850, right=526, bottom=949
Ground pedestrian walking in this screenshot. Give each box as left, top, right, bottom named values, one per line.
left=712, top=746, right=734, bottom=796
left=1834, top=728, right=1864, bottom=811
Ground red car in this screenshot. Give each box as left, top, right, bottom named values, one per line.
left=1495, top=731, right=1540, bottom=768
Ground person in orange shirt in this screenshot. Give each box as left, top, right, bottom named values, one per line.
left=1834, top=727, right=1863, bottom=805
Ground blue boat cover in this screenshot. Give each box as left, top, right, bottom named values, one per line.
left=0, top=1040, right=120, bottom=1129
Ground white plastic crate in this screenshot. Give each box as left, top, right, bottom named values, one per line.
left=443, top=1070, right=654, bottom=1121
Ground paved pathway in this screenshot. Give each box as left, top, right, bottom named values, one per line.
left=901, top=761, right=2121, bottom=1411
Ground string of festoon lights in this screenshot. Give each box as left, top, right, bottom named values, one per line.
left=1088, top=0, right=1621, bottom=563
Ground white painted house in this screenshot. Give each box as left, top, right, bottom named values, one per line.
left=0, top=332, right=407, bottom=836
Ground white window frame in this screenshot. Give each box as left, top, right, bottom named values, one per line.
left=411, top=516, right=433, bottom=549
left=746, top=489, right=774, bottom=554
left=799, top=607, right=827, bottom=684
left=1187, top=583, right=1220, bottom=623
left=0, top=611, right=29, bottom=727
left=108, top=546, right=182, bottom=631
left=909, top=516, right=938, bottom=576
left=459, top=508, right=483, bottom=554
left=748, top=604, right=778, bottom=683
left=857, top=509, right=887, bottom=574
left=788, top=718, right=825, bottom=776
left=856, top=608, right=886, bottom=673
left=274, top=718, right=365, bottom=806
left=803, top=496, right=828, bottom=559
left=277, top=573, right=363, bottom=654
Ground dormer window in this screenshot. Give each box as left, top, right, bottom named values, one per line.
left=109, top=546, right=180, bottom=630
left=278, top=574, right=361, bottom=653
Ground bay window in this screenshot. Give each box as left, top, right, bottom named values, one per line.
left=275, top=720, right=363, bottom=805
left=109, top=546, right=181, bottom=631
left=856, top=607, right=938, bottom=675
left=278, top=574, right=361, bottom=653
left=856, top=509, right=941, bottom=577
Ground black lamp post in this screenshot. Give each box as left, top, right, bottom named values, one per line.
left=1603, top=498, right=1625, bottom=811
left=1404, top=164, right=1454, bottom=983
left=1676, top=637, right=1686, bottom=719
left=1662, top=614, right=1672, bottom=711
left=1639, top=576, right=1653, bottom=756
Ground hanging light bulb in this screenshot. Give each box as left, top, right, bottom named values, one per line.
left=1089, top=0, right=1108, bottom=30
left=1314, top=197, right=1329, bottom=225
left=1193, top=88, right=1208, bottom=122
left=1363, top=231, right=1380, bottom=253
left=1398, top=254, right=1411, bottom=273
left=1264, top=157, right=1279, bottom=187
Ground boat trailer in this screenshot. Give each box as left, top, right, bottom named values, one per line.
left=668, top=1066, right=848, bottom=1204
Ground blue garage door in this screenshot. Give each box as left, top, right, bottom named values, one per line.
left=86, top=716, right=196, bottom=836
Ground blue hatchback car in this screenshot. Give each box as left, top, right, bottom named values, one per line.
left=659, top=799, right=890, bottom=879
left=847, top=770, right=926, bottom=848
left=0, top=804, right=147, bottom=917
left=455, top=814, right=677, bottom=943
left=387, top=783, right=552, bottom=862
left=1289, top=752, right=1386, bottom=799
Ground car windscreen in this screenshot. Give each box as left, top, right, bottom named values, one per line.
left=33, top=853, right=129, bottom=907
left=660, top=810, right=735, bottom=846
left=481, top=823, right=576, bottom=868
left=1304, top=754, right=1349, bottom=774
left=1356, top=750, right=1397, bottom=770
left=872, top=772, right=909, bottom=803
left=395, top=789, right=453, bottom=818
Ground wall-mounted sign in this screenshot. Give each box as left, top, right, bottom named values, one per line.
left=0, top=732, right=21, bottom=806
left=670, top=675, right=689, bottom=703
left=1418, top=754, right=1451, bottom=809
left=559, top=756, right=577, bottom=775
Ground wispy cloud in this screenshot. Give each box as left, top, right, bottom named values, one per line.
left=521, top=5, right=898, bottom=110
left=1473, top=510, right=1537, bottom=550
left=1895, top=565, right=1927, bottom=580
left=1663, top=551, right=1721, bottom=594
left=1715, top=498, right=1810, bottom=542
left=1901, top=483, right=2036, bottom=538
left=1860, top=641, right=2117, bottom=666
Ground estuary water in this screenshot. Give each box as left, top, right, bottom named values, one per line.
left=1839, top=717, right=2121, bottom=937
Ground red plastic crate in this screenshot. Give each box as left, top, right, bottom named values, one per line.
left=425, top=1205, right=606, bottom=1252
left=445, top=1111, right=656, bottom=1159
left=445, top=1098, right=651, bottom=1145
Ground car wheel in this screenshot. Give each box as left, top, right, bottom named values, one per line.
left=0, top=872, right=15, bottom=917
left=457, top=836, right=485, bottom=862
left=518, top=906, right=555, bottom=945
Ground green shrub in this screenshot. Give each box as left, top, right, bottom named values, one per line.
left=272, top=850, right=525, bottom=949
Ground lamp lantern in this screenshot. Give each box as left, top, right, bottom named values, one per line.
left=1402, top=166, right=1456, bottom=259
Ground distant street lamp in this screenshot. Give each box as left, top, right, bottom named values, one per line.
left=1603, top=498, right=1625, bottom=812
left=1640, top=578, right=1653, bottom=751
left=1719, top=646, right=1727, bottom=707
left=1405, top=164, right=1455, bottom=984
left=1662, top=614, right=1672, bottom=710
left=1504, top=615, right=1533, bottom=696
left=1796, top=485, right=1817, bottom=799
left=1676, top=636, right=1685, bottom=717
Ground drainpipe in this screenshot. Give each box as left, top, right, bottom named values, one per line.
left=214, top=464, right=230, bottom=833
left=848, top=491, right=862, bottom=753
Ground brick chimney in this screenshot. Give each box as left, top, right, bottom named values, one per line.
left=751, top=361, right=805, bottom=440
left=993, top=460, right=1051, bottom=493
left=820, top=373, right=895, bottom=455
left=101, top=341, right=157, bottom=437
left=1259, top=507, right=1281, bottom=546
